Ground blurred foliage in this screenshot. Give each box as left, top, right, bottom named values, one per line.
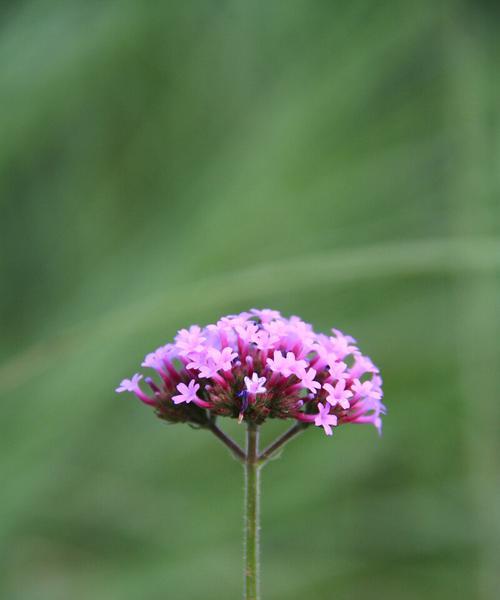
left=1, top=1, right=499, bottom=599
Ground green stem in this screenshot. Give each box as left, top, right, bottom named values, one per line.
left=208, top=421, right=246, bottom=462
left=258, top=422, right=308, bottom=465
left=244, top=423, right=260, bottom=600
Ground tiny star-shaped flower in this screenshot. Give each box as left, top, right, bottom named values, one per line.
left=350, top=354, right=379, bottom=379
left=266, top=351, right=287, bottom=374
left=244, top=373, right=267, bottom=396
left=251, top=329, right=280, bottom=351
left=298, top=367, right=321, bottom=394
left=116, top=373, right=143, bottom=393
left=351, top=378, right=383, bottom=401
left=314, top=402, right=338, bottom=436
left=175, top=325, right=206, bottom=357
left=172, top=380, right=201, bottom=404
left=325, top=357, right=348, bottom=380
left=323, top=379, right=353, bottom=409
left=328, top=332, right=358, bottom=360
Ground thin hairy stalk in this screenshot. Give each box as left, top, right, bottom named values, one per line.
left=208, top=421, right=246, bottom=462
left=258, top=422, right=308, bottom=465
left=244, top=423, right=260, bottom=600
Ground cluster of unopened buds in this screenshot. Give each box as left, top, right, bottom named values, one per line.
left=117, top=309, right=385, bottom=436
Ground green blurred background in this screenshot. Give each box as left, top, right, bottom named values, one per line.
left=1, top=1, right=499, bottom=599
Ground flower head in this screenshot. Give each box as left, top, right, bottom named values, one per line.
left=116, top=309, right=384, bottom=435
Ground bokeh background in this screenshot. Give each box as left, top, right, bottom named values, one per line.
left=1, top=1, right=499, bottom=599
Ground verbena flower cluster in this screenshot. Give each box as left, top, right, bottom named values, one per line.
left=116, top=309, right=385, bottom=436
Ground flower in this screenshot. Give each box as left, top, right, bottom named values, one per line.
left=266, top=351, right=306, bottom=377
left=314, top=403, right=338, bottom=436
left=328, top=328, right=358, bottom=359
left=323, top=379, right=353, bottom=409
left=266, top=350, right=288, bottom=374
left=175, top=325, right=206, bottom=357
left=187, top=347, right=238, bottom=378
left=244, top=373, right=267, bottom=396
left=116, top=373, right=143, bottom=393
left=250, top=308, right=281, bottom=322
left=116, top=374, right=156, bottom=406
left=351, top=378, right=382, bottom=401
left=350, top=354, right=378, bottom=379
left=297, top=367, right=321, bottom=394
left=251, top=329, right=279, bottom=352
left=116, top=309, right=385, bottom=435
left=325, top=358, right=348, bottom=380
left=172, top=380, right=200, bottom=404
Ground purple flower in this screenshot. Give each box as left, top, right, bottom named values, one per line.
left=116, top=374, right=156, bottom=406
left=116, top=373, right=143, bottom=393
left=175, top=325, right=206, bottom=357
left=215, top=347, right=239, bottom=371
left=267, top=351, right=305, bottom=377
left=116, top=309, right=384, bottom=434
left=323, top=379, right=353, bottom=409
left=244, top=373, right=267, bottom=396
left=331, top=328, right=356, bottom=344
left=141, top=345, right=177, bottom=376
left=298, top=367, right=321, bottom=394
left=141, top=351, right=164, bottom=372
left=266, top=351, right=288, bottom=374
left=188, top=347, right=237, bottom=378
left=251, top=329, right=279, bottom=352
left=350, top=354, right=378, bottom=379
left=250, top=308, right=281, bottom=322
left=326, top=358, right=348, bottom=380
left=284, top=353, right=307, bottom=377
left=172, top=380, right=201, bottom=404
left=235, top=322, right=259, bottom=343
left=328, top=335, right=357, bottom=360
left=351, top=378, right=382, bottom=401
left=314, top=403, right=338, bottom=436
